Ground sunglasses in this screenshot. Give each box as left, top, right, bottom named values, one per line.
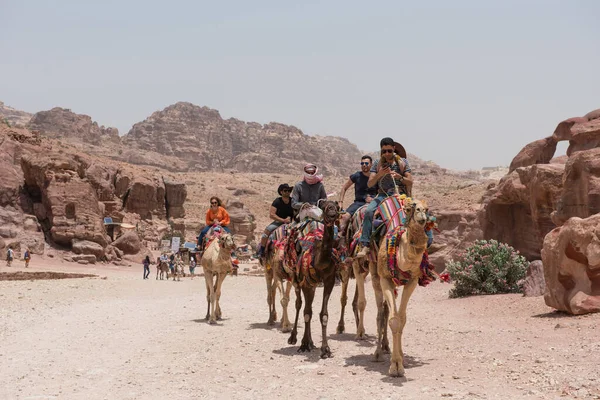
left=282, top=189, right=291, bottom=193
left=381, top=149, right=395, bottom=154
left=360, top=162, right=370, bottom=166
left=210, top=202, right=218, bottom=205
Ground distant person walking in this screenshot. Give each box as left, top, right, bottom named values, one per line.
left=24, top=249, right=31, bottom=268
left=6, top=247, right=14, bottom=267
left=189, top=256, right=197, bottom=279
left=143, top=255, right=151, bottom=279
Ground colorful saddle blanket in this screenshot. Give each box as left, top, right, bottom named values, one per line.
left=377, top=194, right=408, bottom=231
left=385, top=226, right=436, bottom=287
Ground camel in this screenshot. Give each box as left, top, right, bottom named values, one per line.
left=371, top=199, right=432, bottom=377
left=287, top=200, right=340, bottom=358
left=156, top=257, right=169, bottom=280
left=262, top=225, right=293, bottom=332
left=201, top=232, right=236, bottom=324
left=337, top=206, right=371, bottom=340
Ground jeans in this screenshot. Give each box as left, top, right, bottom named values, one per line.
left=359, top=193, right=387, bottom=245
left=345, top=201, right=366, bottom=216
left=143, top=265, right=150, bottom=279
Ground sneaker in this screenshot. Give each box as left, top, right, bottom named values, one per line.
left=356, top=245, right=369, bottom=259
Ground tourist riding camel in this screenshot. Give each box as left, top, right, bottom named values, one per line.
left=338, top=155, right=377, bottom=244
left=257, top=183, right=294, bottom=258
left=197, top=196, right=231, bottom=249
left=291, top=163, right=328, bottom=215
left=356, top=137, right=413, bottom=258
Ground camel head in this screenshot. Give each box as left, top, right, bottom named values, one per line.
left=318, top=199, right=341, bottom=227
left=218, top=233, right=236, bottom=250
left=404, top=199, right=429, bottom=227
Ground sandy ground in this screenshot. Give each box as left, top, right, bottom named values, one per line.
left=1, top=259, right=599, bottom=400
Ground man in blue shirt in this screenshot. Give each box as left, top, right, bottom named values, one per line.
left=338, top=155, right=377, bottom=241
left=356, top=137, right=413, bottom=258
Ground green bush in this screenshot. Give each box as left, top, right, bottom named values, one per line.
left=447, top=239, right=528, bottom=298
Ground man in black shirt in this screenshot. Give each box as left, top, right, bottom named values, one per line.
left=338, top=155, right=377, bottom=240
left=257, top=183, right=294, bottom=257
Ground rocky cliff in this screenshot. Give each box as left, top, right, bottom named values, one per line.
left=0, top=101, right=32, bottom=127
left=121, top=102, right=363, bottom=176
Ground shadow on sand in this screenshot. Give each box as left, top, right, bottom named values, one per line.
left=531, top=310, right=573, bottom=319
left=344, top=353, right=429, bottom=386
left=272, top=345, right=325, bottom=362
left=191, top=318, right=230, bottom=326
left=330, top=333, right=375, bottom=348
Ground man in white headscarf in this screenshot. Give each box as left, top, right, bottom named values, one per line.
left=291, top=163, right=327, bottom=213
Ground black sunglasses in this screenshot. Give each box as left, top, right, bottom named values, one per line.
left=360, top=161, right=370, bottom=166
left=282, top=189, right=291, bottom=192
left=210, top=202, right=218, bottom=205
left=381, top=149, right=394, bottom=154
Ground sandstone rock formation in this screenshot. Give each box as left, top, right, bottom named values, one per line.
left=479, top=164, right=564, bottom=260
left=508, top=137, right=557, bottom=173
left=522, top=260, right=546, bottom=297
left=0, top=123, right=187, bottom=262
left=122, top=102, right=363, bottom=175
left=0, top=101, right=32, bottom=127
left=27, top=107, right=119, bottom=145
left=542, top=215, right=600, bottom=314
left=428, top=211, right=482, bottom=272
left=225, top=198, right=257, bottom=245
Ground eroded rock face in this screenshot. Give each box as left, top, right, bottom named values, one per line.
left=551, top=147, right=600, bottom=226
left=542, top=215, right=600, bottom=315
left=226, top=198, right=257, bottom=245
left=428, top=211, right=482, bottom=271
left=123, top=176, right=166, bottom=220
left=27, top=107, right=119, bottom=145
left=163, top=179, right=187, bottom=219
left=122, top=102, right=363, bottom=175
left=509, top=137, right=557, bottom=173
left=479, top=164, right=564, bottom=260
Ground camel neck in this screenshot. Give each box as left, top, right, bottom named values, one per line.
left=315, top=223, right=335, bottom=267
left=406, top=222, right=428, bottom=258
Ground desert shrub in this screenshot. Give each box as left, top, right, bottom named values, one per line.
left=446, top=239, right=528, bottom=298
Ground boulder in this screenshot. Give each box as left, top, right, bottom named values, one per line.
left=72, top=254, right=97, bottom=264
left=509, top=137, right=557, bottom=173
left=72, top=240, right=105, bottom=259
left=522, top=260, right=546, bottom=297
left=542, top=214, right=600, bottom=315
left=112, top=231, right=141, bottom=255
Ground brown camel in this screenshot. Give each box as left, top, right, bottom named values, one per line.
left=201, top=233, right=236, bottom=324
left=262, top=233, right=293, bottom=332
left=287, top=200, right=340, bottom=358
left=336, top=205, right=370, bottom=339
left=371, top=199, right=430, bottom=377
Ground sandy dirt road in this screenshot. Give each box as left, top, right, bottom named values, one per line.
left=1, top=260, right=599, bottom=400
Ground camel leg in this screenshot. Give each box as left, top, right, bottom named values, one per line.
left=265, top=268, right=276, bottom=325
left=204, top=271, right=215, bottom=323
left=214, top=273, right=226, bottom=320
left=280, top=279, right=293, bottom=333
left=336, top=268, right=349, bottom=334
left=298, top=285, right=316, bottom=352
left=353, top=260, right=368, bottom=340
left=287, top=285, right=302, bottom=345
left=319, top=275, right=336, bottom=358
left=370, top=260, right=387, bottom=361
left=381, top=277, right=417, bottom=377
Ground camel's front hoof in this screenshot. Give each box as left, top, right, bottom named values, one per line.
left=288, top=333, right=297, bottom=345
left=388, top=361, right=405, bottom=377
left=267, top=317, right=275, bottom=326
left=320, top=346, right=332, bottom=359
left=336, top=324, right=345, bottom=334
left=281, top=323, right=292, bottom=333
left=373, top=348, right=384, bottom=362
left=208, top=319, right=217, bottom=325
left=298, top=342, right=312, bottom=353
left=355, top=329, right=366, bottom=340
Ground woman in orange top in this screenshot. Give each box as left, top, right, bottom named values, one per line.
left=197, top=196, right=231, bottom=247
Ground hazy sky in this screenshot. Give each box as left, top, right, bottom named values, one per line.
left=1, top=1, right=598, bottom=169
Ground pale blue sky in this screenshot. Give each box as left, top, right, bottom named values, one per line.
left=1, top=0, right=598, bottom=169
